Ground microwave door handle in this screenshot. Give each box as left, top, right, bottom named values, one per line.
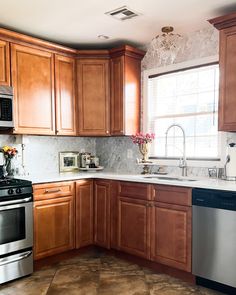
left=0, top=197, right=31, bottom=206
left=0, top=250, right=32, bottom=266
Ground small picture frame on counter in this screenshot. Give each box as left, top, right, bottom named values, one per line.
left=59, top=152, right=79, bottom=172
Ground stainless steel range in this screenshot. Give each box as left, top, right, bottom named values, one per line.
left=0, top=178, right=33, bottom=284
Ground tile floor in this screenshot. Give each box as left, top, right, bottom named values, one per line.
left=0, top=249, right=222, bottom=295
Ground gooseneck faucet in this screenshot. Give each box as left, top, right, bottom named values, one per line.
left=165, top=124, right=187, bottom=177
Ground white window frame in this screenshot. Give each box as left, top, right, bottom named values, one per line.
left=143, top=55, right=226, bottom=168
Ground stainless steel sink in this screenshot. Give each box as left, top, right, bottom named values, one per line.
left=143, top=176, right=197, bottom=182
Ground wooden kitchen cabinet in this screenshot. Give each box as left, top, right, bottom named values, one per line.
left=11, top=43, right=55, bottom=135
left=75, top=180, right=94, bottom=248
left=117, top=181, right=151, bottom=258
left=94, top=180, right=111, bottom=248
left=110, top=46, right=145, bottom=135
left=118, top=197, right=151, bottom=259
left=0, top=39, right=10, bottom=86
left=209, top=12, right=236, bottom=131
left=55, top=54, right=76, bottom=135
left=150, top=185, right=192, bottom=272
left=33, top=182, right=75, bottom=260
left=77, top=58, right=110, bottom=136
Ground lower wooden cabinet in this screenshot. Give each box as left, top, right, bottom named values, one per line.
left=75, top=180, right=94, bottom=248
left=150, top=202, right=192, bottom=272
left=34, top=195, right=74, bottom=260
left=118, top=197, right=150, bottom=259
left=33, top=179, right=192, bottom=274
left=94, top=180, right=111, bottom=248
left=33, top=182, right=75, bottom=260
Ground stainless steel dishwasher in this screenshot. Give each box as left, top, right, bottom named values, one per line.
left=192, top=188, right=236, bottom=289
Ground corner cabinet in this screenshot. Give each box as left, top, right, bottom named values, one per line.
left=209, top=12, right=236, bottom=131
left=0, top=39, right=10, bottom=86
left=55, top=54, right=77, bottom=136
left=94, top=180, right=111, bottom=248
left=11, top=43, right=55, bottom=135
left=77, top=58, right=110, bottom=136
left=110, top=46, right=145, bottom=135
left=75, top=180, right=94, bottom=248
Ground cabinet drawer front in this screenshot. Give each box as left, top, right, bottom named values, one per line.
left=152, top=185, right=192, bottom=206
left=119, top=181, right=151, bottom=200
left=33, top=181, right=75, bottom=201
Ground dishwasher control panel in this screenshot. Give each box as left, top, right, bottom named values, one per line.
left=192, top=188, right=236, bottom=211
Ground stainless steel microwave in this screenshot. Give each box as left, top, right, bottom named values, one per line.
left=0, top=85, right=14, bottom=128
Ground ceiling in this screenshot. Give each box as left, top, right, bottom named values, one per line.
left=0, top=0, right=235, bottom=49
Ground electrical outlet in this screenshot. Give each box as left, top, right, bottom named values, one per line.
left=127, top=149, right=133, bottom=159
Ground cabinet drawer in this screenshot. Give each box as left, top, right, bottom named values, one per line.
left=33, top=181, right=75, bottom=201
left=152, top=185, right=192, bottom=206
left=119, top=181, right=151, bottom=200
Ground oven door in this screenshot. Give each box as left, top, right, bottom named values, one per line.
left=0, top=199, right=33, bottom=255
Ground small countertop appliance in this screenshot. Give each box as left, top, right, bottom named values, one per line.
left=225, top=143, right=236, bottom=181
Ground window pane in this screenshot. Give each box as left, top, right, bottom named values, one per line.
left=147, top=64, right=219, bottom=159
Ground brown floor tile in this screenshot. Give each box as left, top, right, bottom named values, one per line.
left=0, top=250, right=224, bottom=295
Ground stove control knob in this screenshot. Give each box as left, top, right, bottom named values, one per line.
left=16, top=188, right=22, bottom=194
left=8, top=189, right=14, bottom=195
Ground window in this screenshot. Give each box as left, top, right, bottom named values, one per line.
left=145, top=63, right=219, bottom=160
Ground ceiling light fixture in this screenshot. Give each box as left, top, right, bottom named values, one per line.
left=150, top=26, right=183, bottom=63
left=97, top=35, right=110, bottom=40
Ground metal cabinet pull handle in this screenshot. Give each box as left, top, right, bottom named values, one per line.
left=45, top=189, right=61, bottom=194
left=0, top=250, right=32, bottom=266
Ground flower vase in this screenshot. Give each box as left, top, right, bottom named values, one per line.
left=6, top=159, right=13, bottom=176
left=139, top=143, right=149, bottom=163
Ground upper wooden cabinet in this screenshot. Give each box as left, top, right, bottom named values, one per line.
left=11, top=43, right=55, bottom=135
left=55, top=54, right=76, bottom=136
left=77, top=58, right=110, bottom=136
left=209, top=12, right=236, bottom=131
left=110, top=46, right=145, bottom=135
left=0, top=39, right=10, bottom=86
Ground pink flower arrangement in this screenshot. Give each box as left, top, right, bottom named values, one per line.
left=131, top=133, right=155, bottom=145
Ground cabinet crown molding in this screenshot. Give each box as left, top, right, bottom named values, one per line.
left=209, top=12, right=236, bottom=30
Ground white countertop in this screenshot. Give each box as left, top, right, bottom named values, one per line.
left=20, top=171, right=236, bottom=192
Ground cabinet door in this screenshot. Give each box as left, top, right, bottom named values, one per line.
left=94, top=180, right=110, bottom=248
left=151, top=202, right=191, bottom=272
left=75, top=180, right=93, bottom=248
left=55, top=54, right=76, bottom=135
left=11, top=43, right=55, bottom=135
left=110, top=55, right=141, bottom=135
left=218, top=27, right=236, bottom=131
left=0, top=39, right=10, bottom=86
left=118, top=197, right=150, bottom=259
left=34, top=195, right=74, bottom=260
left=110, top=56, right=124, bottom=135
left=77, top=59, right=110, bottom=136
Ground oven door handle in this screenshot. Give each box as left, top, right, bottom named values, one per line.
left=0, top=250, right=32, bottom=266
left=0, top=197, right=32, bottom=206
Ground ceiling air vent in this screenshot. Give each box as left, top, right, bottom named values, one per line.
left=105, top=6, right=141, bottom=21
